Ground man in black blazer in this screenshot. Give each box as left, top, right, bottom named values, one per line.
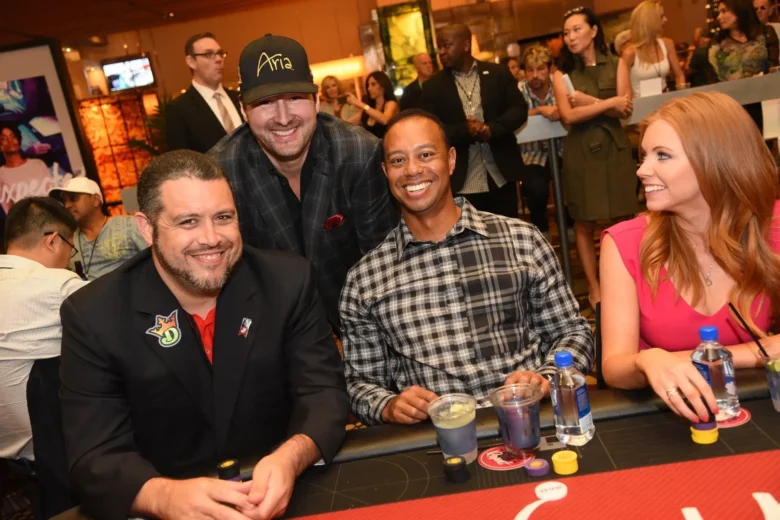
left=166, top=32, right=244, bottom=153
left=59, top=150, right=349, bottom=520
left=399, top=53, right=434, bottom=111
left=422, top=24, right=528, bottom=218
left=210, top=34, right=398, bottom=333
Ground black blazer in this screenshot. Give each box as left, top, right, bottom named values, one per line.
left=165, top=86, right=243, bottom=153
left=59, top=247, right=349, bottom=520
left=399, top=77, right=424, bottom=111
left=422, top=60, right=528, bottom=192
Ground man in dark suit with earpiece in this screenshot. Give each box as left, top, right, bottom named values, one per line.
left=166, top=33, right=244, bottom=154
left=422, top=24, right=528, bottom=219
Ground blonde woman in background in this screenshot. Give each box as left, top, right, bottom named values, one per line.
left=622, top=0, right=686, bottom=97
left=613, top=29, right=632, bottom=56
left=318, top=75, right=358, bottom=121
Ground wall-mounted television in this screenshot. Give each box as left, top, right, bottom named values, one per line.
left=102, top=54, right=155, bottom=93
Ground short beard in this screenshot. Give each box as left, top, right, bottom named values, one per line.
left=254, top=120, right=315, bottom=162
left=152, top=230, right=237, bottom=294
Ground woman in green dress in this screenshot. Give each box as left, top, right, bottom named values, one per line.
left=552, top=7, right=639, bottom=308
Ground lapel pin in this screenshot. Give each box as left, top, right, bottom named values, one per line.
left=146, top=309, right=182, bottom=348
left=238, top=318, right=252, bottom=338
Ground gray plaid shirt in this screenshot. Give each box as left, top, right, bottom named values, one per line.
left=453, top=62, right=506, bottom=194
left=340, top=198, right=593, bottom=425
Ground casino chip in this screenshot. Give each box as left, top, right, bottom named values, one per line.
left=690, top=425, right=719, bottom=445
left=692, top=421, right=717, bottom=431
left=552, top=450, right=578, bottom=475
left=217, top=459, right=241, bottom=481
left=443, top=456, right=470, bottom=483
left=526, top=459, right=550, bottom=477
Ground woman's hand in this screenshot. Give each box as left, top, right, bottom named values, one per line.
left=345, top=93, right=363, bottom=108
left=636, top=348, right=719, bottom=422
left=609, top=95, right=633, bottom=117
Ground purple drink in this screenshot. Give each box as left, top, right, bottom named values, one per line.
left=429, top=394, right=478, bottom=464
left=490, top=384, right=543, bottom=457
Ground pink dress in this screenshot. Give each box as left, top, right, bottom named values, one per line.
left=603, top=202, right=780, bottom=351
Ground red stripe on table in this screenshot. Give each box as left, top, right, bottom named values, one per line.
left=298, top=450, right=780, bottom=520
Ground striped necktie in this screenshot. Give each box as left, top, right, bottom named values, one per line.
left=213, top=92, right=236, bottom=133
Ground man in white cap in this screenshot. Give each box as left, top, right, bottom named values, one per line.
left=50, top=177, right=147, bottom=280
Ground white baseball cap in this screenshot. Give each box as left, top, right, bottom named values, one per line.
left=49, top=176, right=104, bottom=203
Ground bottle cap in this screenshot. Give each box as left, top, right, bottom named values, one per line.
left=699, top=326, right=718, bottom=342
left=217, top=459, right=241, bottom=480
left=554, top=351, right=573, bottom=368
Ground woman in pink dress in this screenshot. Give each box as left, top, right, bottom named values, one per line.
left=600, top=92, right=780, bottom=422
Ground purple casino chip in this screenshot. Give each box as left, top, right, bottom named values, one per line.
left=692, top=421, right=718, bottom=431
left=525, top=459, right=550, bottom=477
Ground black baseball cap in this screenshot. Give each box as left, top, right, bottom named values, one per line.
left=238, top=34, right=318, bottom=105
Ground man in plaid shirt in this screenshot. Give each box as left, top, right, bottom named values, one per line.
left=517, top=45, right=567, bottom=237
left=340, top=110, right=592, bottom=426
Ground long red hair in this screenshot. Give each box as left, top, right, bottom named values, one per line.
left=639, top=92, right=780, bottom=334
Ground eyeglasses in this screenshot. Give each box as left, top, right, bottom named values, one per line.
left=564, top=6, right=586, bottom=18
left=191, top=50, right=227, bottom=60
left=44, top=231, right=79, bottom=258
left=755, top=5, right=769, bottom=10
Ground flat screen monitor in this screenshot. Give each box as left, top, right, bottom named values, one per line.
left=102, top=55, right=155, bottom=92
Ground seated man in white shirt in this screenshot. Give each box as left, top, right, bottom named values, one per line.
left=0, top=196, right=87, bottom=461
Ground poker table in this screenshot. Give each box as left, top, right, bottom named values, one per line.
left=55, top=368, right=780, bottom=519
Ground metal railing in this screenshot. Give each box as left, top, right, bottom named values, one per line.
left=514, top=72, right=780, bottom=286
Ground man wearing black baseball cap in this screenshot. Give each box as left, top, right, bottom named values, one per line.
left=209, top=34, right=398, bottom=333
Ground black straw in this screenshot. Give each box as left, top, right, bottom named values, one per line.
left=728, top=302, right=770, bottom=358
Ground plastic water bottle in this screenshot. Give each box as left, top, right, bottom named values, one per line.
left=551, top=351, right=595, bottom=446
left=691, top=326, right=740, bottom=420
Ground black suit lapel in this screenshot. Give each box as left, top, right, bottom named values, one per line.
left=443, top=70, right=467, bottom=120
left=134, top=260, right=215, bottom=430
left=226, top=90, right=245, bottom=122
left=477, top=61, right=492, bottom=119
left=187, top=87, right=227, bottom=139
left=302, top=131, right=332, bottom=263
left=211, top=259, right=262, bottom=452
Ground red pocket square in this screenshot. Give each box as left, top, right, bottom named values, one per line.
left=324, top=214, right=345, bottom=230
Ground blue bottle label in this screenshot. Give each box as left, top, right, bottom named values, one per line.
left=692, top=361, right=712, bottom=386
left=575, top=385, right=594, bottom=431
left=575, top=385, right=591, bottom=419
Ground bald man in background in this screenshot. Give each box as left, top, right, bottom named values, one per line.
left=399, top=53, right=435, bottom=111
left=422, top=23, right=527, bottom=218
